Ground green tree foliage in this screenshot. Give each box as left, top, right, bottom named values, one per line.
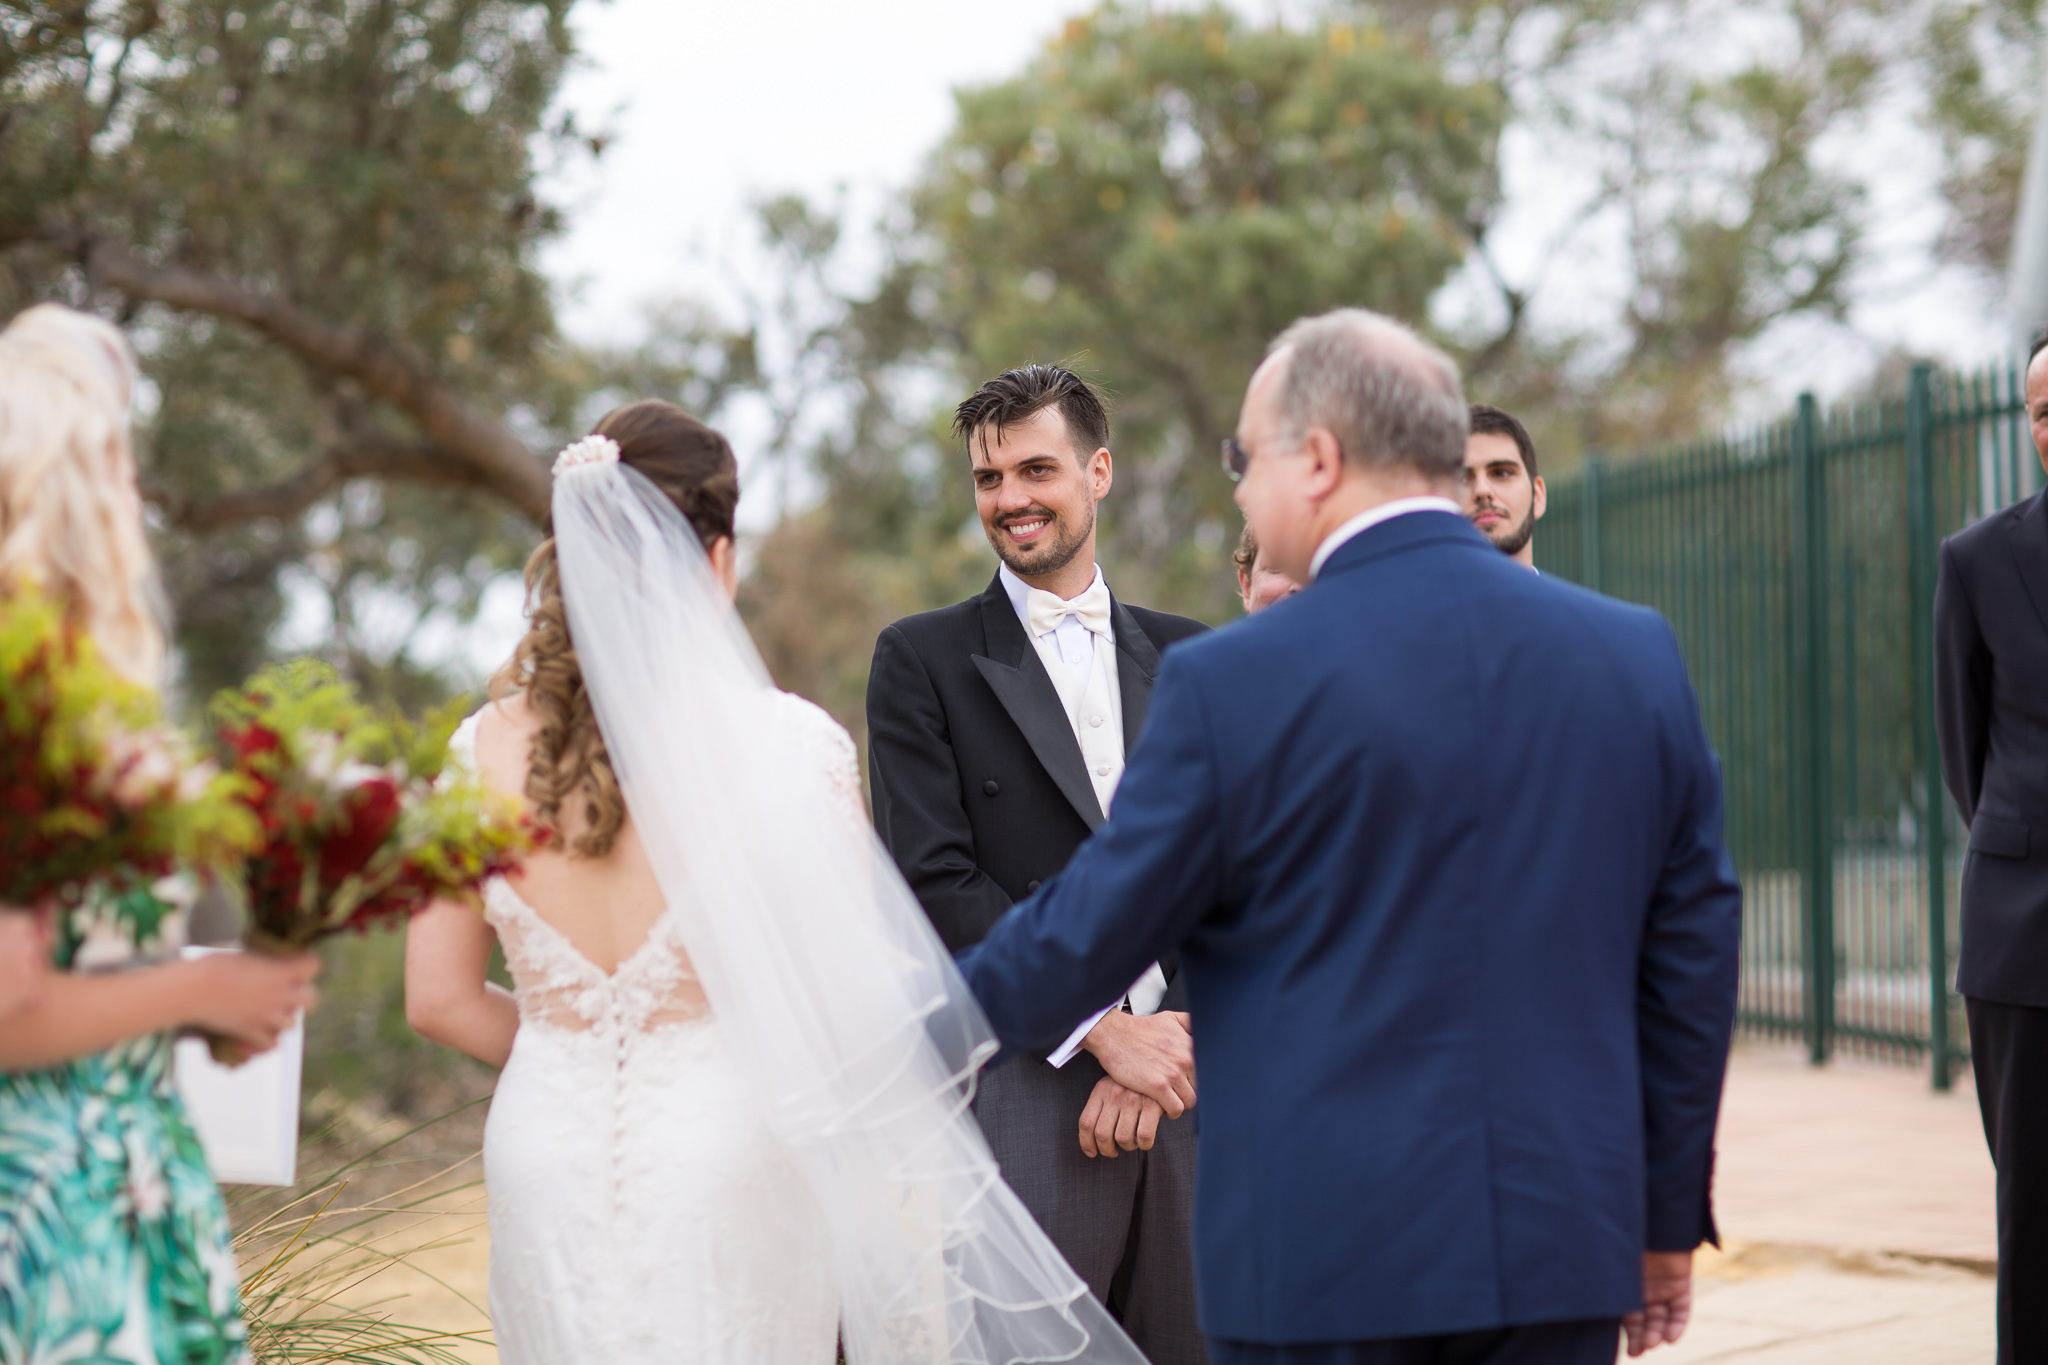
left=1920, top=0, right=2044, bottom=276
left=735, top=2, right=1503, bottom=669
left=1, top=0, right=587, bottom=699
left=906, top=6, right=1498, bottom=613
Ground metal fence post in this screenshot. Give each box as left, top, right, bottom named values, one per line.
left=1582, top=457, right=1603, bottom=593
left=1907, top=365, right=1953, bottom=1090
left=1793, top=393, right=1835, bottom=1066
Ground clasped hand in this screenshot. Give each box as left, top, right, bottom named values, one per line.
left=1077, top=1009, right=1194, bottom=1157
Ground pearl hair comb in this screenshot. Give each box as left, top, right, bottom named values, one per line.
left=552, top=434, right=622, bottom=475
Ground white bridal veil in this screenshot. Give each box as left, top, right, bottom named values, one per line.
left=551, top=459, right=1150, bottom=1365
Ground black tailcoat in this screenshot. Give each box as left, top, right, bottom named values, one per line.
left=867, top=571, right=1207, bottom=957
left=864, top=570, right=1212, bottom=1365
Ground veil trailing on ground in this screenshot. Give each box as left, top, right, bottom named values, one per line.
left=551, top=459, right=1150, bottom=1365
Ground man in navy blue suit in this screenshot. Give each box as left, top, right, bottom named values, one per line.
left=958, top=309, right=1742, bottom=1365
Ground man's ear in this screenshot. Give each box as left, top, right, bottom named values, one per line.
left=1089, top=447, right=1114, bottom=500
left=1302, top=427, right=1346, bottom=501
left=1532, top=474, right=1548, bottom=520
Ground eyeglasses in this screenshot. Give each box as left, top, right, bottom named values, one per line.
left=1220, top=437, right=1250, bottom=483
left=1221, top=432, right=1336, bottom=482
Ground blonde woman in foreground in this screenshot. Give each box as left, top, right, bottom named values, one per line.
left=0, top=304, right=320, bottom=1364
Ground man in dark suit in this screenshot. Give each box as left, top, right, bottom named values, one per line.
left=867, top=365, right=1210, bottom=1364
left=1935, top=336, right=2048, bottom=1365
left=959, top=310, right=1743, bottom=1365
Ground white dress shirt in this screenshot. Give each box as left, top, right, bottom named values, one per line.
left=1307, top=496, right=1463, bottom=580
left=997, top=563, right=1171, bottom=1066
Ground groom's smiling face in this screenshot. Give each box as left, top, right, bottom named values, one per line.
left=970, top=406, right=1113, bottom=587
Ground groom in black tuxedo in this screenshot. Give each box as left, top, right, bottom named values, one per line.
left=867, top=365, right=1209, bottom=1365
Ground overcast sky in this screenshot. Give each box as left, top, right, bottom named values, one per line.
left=543, top=0, right=1138, bottom=339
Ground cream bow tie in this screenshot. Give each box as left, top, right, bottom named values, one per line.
left=1026, top=580, right=1112, bottom=638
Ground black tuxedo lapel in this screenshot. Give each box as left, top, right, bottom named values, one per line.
left=972, top=581, right=1104, bottom=831
left=1106, top=595, right=1182, bottom=991
left=1111, top=596, right=1161, bottom=758
left=2014, top=493, right=2048, bottom=637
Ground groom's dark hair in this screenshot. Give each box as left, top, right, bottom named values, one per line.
left=953, top=364, right=1109, bottom=463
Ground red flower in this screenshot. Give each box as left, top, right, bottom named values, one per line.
left=318, top=776, right=401, bottom=886
left=227, top=723, right=282, bottom=760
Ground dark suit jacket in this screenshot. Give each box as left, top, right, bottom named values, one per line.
left=866, top=571, right=1207, bottom=959
left=958, top=512, right=1743, bottom=1344
left=1936, top=490, right=2048, bottom=1006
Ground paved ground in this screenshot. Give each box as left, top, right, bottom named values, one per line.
left=1661, top=1041, right=1995, bottom=1363
left=295, top=1040, right=2000, bottom=1364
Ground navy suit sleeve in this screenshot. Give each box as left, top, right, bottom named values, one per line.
left=866, top=625, right=1013, bottom=951
left=1638, top=627, right=1744, bottom=1252
left=959, top=653, right=1225, bottom=1061
left=1933, top=538, right=1989, bottom=827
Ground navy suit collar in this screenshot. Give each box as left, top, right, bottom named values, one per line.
left=1314, top=508, right=1491, bottom=580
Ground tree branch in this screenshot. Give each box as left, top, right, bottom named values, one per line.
left=73, top=236, right=553, bottom=520
left=145, top=438, right=486, bottom=534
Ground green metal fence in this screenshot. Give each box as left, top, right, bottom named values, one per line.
left=1534, top=363, right=2040, bottom=1088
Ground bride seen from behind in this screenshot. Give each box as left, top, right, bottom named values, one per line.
left=404, top=401, right=1149, bottom=1365
left=406, top=403, right=843, bottom=1362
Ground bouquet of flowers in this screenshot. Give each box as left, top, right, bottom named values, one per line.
left=210, top=659, right=534, bottom=954
left=0, top=589, right=257, bottom=907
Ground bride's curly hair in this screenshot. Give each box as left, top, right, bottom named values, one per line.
left=492, top=401, right=738, bottom=857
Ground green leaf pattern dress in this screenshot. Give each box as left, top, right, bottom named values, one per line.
left=0, top=885, right=252, bottom=1364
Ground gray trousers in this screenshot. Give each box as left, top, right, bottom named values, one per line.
left=975, top=1049, right=1208, bottom=1365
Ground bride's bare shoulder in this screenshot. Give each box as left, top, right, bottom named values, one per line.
left=472, top=694, right=540, bottom=796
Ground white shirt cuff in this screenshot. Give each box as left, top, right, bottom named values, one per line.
left=1048, top=1002, right=1120, bottom=1068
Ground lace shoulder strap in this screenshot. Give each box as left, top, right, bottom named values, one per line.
left=771, top=691, right=865, bottom=832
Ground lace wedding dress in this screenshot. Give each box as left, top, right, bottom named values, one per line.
left=453, top=694, right=864, bottom=1365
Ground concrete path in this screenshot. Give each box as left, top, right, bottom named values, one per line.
left=1658, top=1041, right=1996, bottom=1363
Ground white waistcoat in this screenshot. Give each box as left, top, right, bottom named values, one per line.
left=1030, top=626, right=1125, bottom=817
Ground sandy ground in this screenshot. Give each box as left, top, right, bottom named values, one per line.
left=256, top=1040, right=1997, bottom=1364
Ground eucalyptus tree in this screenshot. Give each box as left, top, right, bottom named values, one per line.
left=1, top=0, right=599, bottom=697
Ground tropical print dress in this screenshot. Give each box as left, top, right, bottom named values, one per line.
left=0, top=882, right=252, bottom=1364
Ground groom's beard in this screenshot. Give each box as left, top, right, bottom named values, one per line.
left=989, top=501, right=1094, bottom=579
left=1474, top=498, right=1536, bottom=558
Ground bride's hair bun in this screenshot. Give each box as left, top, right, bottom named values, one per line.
left=498, top=400, right=742, bottom=859
left=579, top=402, right=738, bottom=551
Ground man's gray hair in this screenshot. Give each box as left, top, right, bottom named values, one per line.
left=1266, top=309, right=1468, bottom=479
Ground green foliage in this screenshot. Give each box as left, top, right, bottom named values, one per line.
left=0, top=588, right=257, bottom=903
left=892, top=4, right=1499, bottom=615
left=1920, top=0, right=2045, bottom=275
left=1, top=0, right=587, bottom=694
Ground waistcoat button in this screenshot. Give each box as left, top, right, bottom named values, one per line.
left=983, top=780, right=1000, bottom=796
left=1027, top=880, right=1041, bottom=893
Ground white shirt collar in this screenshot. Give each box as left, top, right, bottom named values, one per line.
left=1307, top=497, right=1462, bottom=580
left=998, top=561, right=1110, bottom=637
